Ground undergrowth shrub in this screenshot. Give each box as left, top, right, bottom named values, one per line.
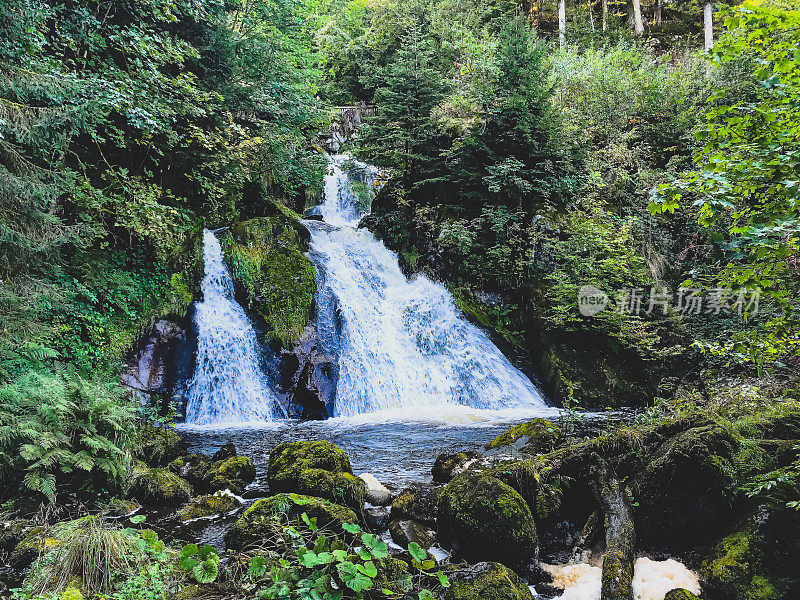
left=0, top=372, right=136, bottom=504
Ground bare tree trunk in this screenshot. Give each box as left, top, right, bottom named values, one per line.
left=559, top=0, right=567, bottom=46
left=704, top=1, right=714, bottom=52
left=630, top=0, right=645, bottom=36
left=654, top=0, right=662, bottom=26
left=588, top=0, right=596, bottom=32
left=602, top=0, right=608, bottom=32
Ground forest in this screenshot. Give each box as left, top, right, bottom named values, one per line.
left=0, top=0, right=799, bottom=599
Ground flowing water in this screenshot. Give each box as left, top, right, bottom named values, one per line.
left=308, top=155, right=550, bottom=418
left=184, top=229, right=281, bottom=426
left=181, top=154, right=561, bottom=486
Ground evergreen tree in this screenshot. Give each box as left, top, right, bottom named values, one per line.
left=357, top=18, right=448, bottom=190
left=448, top=17, right=569, bottom=212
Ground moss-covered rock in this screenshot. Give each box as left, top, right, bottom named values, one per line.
left=225, top=493, right=358, bottom=551
left=663, top=590, right=702, bottom=600
left=137, top=424, right=187, bottom=466
left=632, top=424, right=739, bottom=552
left=267, top=441, right=366, bottom=512
left=373, top=557, right=412, bottom=596
left=699, top=507, right=800, bottom=600
left=59, top=586, right=84, bottom=600
left=389, top=519, right=436, bottom=550
left=176, top=493, right=241, bottom=522
left=173, top=584, right=201, bottom=600
left=103, top=499, right=141, bottom=518
left=130, top=461, right=193, bottom=506
left=0, top=519, right=33, bottom=554
left=391, top=483, right=441, bottom=526
left=432, top=451, right=481, bottom=484
left=438, top=472, right=537, bottom=574
left=222, top=215, right=316, bottom=347
left=485, top=419, right=561, bottom=454
left=170, top=451, right=255, bottom=495
left=9, top=526, right=59, bottom=570
left=441, top=562, right=534, bottom=600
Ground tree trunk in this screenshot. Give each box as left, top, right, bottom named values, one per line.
left=559, top=0, right=566, bottom=46
left=592, top=461, right=636, bottom=600
left=654, top=0, right=661, bottom=26
left=630, top=0, right=645, bottom=36
left=602, top=0, right=608, bottom=32
left=588, top=0, right=596, bottom=32
left=704, top=1, right=714, bottom=52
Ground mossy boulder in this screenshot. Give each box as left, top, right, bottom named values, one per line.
left=176, top=493, right=241, bottom=522
left=170, top=451, right=255, bottom=495
left=389, top=519, right=437, bottom=550
left=631, top=424, right=739, bottom=552
left=223, top=215, right=316, bottom=347
left=438, top=472, right=538, bottom=574
left=485, top=419, right=561, bottom=454
left=137, top=424, right=187, bottom=466
left=130, top=461, right=193, bottom=506
left=173, top=584, right=201, bottom=600
left=0, top=519, right=33, bottom=554
left=699, top=507, right=800, bottom=600
left=267, top=441, right=366, bottom=512
left=225, top=493, right=358, bottom=551
left=663, top=590, right=702, bottom=600
left=432, top=451, right=481, bottom=484
left=441, top=562, right=534, bottom=600
left=391, top=483, right=441, bottom=526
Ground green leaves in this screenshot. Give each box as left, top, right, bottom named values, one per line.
left=179, top=543, right=220, bottom=584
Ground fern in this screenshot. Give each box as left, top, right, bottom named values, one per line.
left=0, top=371, right=136, bottom=502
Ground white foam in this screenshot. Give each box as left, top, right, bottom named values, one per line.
left=632, top=557, right=701, bottom=600
left=542, top=558, right=701, bottom=600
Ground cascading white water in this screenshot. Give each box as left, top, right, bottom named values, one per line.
left=184, top=229, right=280, bottom=426
left=309, top=155, right=549, bottom=418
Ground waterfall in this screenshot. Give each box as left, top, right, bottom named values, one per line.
left=184, top=229, right=280, bottom=426
left=308, top=155, right=549, bottom=418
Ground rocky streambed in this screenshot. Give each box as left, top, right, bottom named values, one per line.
left=3, top=410, right=800, bottom=600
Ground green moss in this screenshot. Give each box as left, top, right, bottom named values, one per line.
left=137, top=424, right=186, bottom=466
left=486, top=419, right=561, bottom=453
left=130, top=461, right=193, bottom=506
left=372, top=557, right=412, bottom=596
left=59, top=586, right=84, bottom=600
left=267, top=441, right=364, bottom=511
left=699, top=526, right=787, bottom=600
left=663, top=590, right=701, bottom=600
left=389, top=519, right=437, bottom=550
left=173, top=584, right=201, bottom=600
left=390, top=484, right=441, bottom=526
left=169, top=452, right=255, bottom=495
left=295, top=469, right=366, bottom=512
left=225, top=493, right=357, bottom=551
left=438, top=472, right=537, bottom=573
left=222, top=215, right=316, bottom=347
left=443, top=562, right=534, bottom=600
left=432, top=451, right=480, bottom=483
left=176, top=493, right=240, bottom=522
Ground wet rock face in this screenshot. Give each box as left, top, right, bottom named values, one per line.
left=359, top=473, right=393, bottom=506
left=432, top=452, right=481, bottom=484
left=440, top=562, right=535, bottom=600
left=122, top=317, right=193, bottom=414
left=437, top=472, right=538, bottom=575
left=389, top=519, right=436, bottom=550
left=632, top=424, right=738, bottom=552
left=267, top=441, right=366, bottom=512
left=176, top=493, right=241, bottom=522
left=391, top=484, right=441, bottom=527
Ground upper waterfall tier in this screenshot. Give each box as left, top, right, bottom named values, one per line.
left=184, top=229, right=281, bottom=426
left=308, top=155, right=549, bottom=418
